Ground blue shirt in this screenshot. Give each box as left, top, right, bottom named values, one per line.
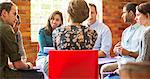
left=89, top=20, right=112, bottom=57
left=119, top=23, right=145, bottom=64
left=37, top=27, right=53, bottom=56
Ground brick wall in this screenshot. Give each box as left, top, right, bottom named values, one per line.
left=11, top=0, right=149, bottom=64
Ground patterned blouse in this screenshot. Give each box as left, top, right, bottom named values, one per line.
left=52, top=25, right=98, bottom=50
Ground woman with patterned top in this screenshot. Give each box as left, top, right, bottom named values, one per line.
left=53, top=0, right=98, bottom=50
left=42, top=0, right=98, bottom=76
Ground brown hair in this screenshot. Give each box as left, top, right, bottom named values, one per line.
left=0, top=2, right=16, bottom=15
left=124, top=2, right=138, bottom=15
left=137, top=2, right=150, bottom=15
left=89, top=3, right=97, bottom=13
left=67, top=0, right=89, bottom=23
left=45, top=10, right=63, bottom=35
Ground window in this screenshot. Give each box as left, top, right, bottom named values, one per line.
left=31, top=0, right=102, bottom=42
left=0, top=0, right=11, bottom=3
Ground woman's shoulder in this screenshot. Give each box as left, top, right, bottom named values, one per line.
left=16, top=30, right=22, bottom=36
left=55, top=25, right=66, bottom=32
left=144, top=27, right=150, bottom=37
left=82, top=25, right=97, bottom=32
left=40, top=27, right=45, bottom=31
left=39, top=27, right=46, bottom=33
left=52, top=26, right=65, bottom=36
left=54, top=25, right=96, bottom=33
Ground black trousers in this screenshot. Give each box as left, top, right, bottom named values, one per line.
left=4, top=68, right=44, bottom=79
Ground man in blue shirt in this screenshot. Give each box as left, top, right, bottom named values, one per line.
left=87, top=3, right=112, bottom=58
left=101, top=3, right=145, bottom=79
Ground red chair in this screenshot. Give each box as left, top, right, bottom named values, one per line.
left=48, top=50, right=98, bottom=79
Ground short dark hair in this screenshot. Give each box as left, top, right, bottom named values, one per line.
left=89, top=3, right=97, bottom=13
left=67, top=0, right=89, bottom=23
left=124, top=2, right=138, bottom=15
left=0, top=2, right=15, bottom=15
left=137, top=2, right=150, bottom=15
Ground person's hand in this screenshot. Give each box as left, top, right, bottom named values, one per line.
left=115, top=42, right=121, bottom=47
left=113, top=42, right=122, bottom=55
left=114, top=69, right=119, bottom=75
left=26, top=62, right=33, bottom=69
left=8, top=62, right=14, bottom=69
left=21, top=56, right=27, bottom=63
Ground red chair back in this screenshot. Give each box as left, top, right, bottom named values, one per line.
left=48, top=50, right=98, bottom=79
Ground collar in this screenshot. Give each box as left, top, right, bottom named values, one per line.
left=89, top=20, right=99, bottom=28
left=7, top=22, right=15, bottom=34
left=130, top=23, right=140, bottom=30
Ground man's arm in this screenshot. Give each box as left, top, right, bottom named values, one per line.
left=13, top=61, right=33, bottom=69
left=98, top=50, right=106, bottom=57
left=121, top=48, right=139, bottom=58
left=99, top=26, right=112, bottom=57
left=3, top=25, right=33, bottom=69
left=113, top=42, right=138, bottom=58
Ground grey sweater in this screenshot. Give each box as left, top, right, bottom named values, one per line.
left=136, top=27, right=150, bottom=62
